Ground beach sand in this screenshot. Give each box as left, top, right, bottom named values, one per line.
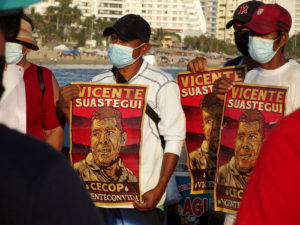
left=27, top=49, right=225, bottom=68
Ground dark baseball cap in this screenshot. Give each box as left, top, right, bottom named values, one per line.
left=243, top=4, right=292, bottom=34
left=226, top=1, right=264, bottom=29
left=103, top=14, right=151, bottom=43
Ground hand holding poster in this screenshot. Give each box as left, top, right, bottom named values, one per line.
left=177, top=66, right=246, bottom=194
left=70, top=82, right=148, bottom=207
left=215, top=83, right=288, bottom=213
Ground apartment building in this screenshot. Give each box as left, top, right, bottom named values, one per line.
left=201, top=0, right=218, bottom=38
left=27, top=0, right=60, bottom=14
left=28, top=0, right=206, bottom=39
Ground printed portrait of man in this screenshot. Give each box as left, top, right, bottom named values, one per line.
left=74, top=107, right=138, bottom=183
left=217, top=110, right=264, bottom=189
left=189, top=93, right=222, bottom=170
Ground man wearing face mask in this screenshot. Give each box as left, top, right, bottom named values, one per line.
left=59, top=14, right=186, bottom=225
left=242, top=3, right=300, bottom=115
left=187, top=1, right=263, bottom=73
left=1, top=14, right=64, bottom=151
left=0, top=0, right=105, bottom=224
left=214, top=4, right=300, bottom=115
left=215, top=4, right=300, bottom=225
left=216, top=4, right=300, bottom=116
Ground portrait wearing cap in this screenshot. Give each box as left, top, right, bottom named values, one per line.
left=243, top=3, right=291, bottom=65
left=103, top=14, right=151, bottom=43
left=102, top=14, right=152, bottom=70
left=5, top=14, right=39, bottom=66
left=14, top=17, right=39, bottom=51
left=224, top=1, right=264, bottom=62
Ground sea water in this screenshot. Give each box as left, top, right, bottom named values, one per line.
left=51, top=66, right=186, bottom=87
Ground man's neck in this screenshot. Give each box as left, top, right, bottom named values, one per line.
left=244, top=56, right=260, bottom=71
left=117, top=58, right=143, bottom=82
left=103, top=162, right=119, bottom=182
left=17, top=57, right=31, bottom=71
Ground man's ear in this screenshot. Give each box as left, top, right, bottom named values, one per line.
left=121, top=132, right=127, bottom=146
left=279, top=32, right=289, bottom=47
left=139, top=43, right=151, bottom=56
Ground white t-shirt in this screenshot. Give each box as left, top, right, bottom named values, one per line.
left=92, top=61, right=186, bottom=208
left=244, top=60, right=300, bottom=115
left=0, top=65, right=26, bottom=133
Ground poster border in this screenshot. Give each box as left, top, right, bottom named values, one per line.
left=214, top=82, right=288, bottom=213
left=69, top=81, right=149, bottom=207
left=178, top=65, right=247, bottom=195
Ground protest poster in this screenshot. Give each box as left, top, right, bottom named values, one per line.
left=69, top=82, right=148, bottom=207
left=172, top=173, right=212, bottom=225
left=177, top=66, right=246, bottom=194
left=214, top=82, right=288, bottom=213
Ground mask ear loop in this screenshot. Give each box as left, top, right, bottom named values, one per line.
left=132, top=43, right=146, bottom=61
left=273, top=35, right=282, bottom=53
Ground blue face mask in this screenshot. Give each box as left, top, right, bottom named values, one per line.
left=5, top=42, right=25, bottom=65
left=108, top=43, right=144, bottom=68
left=248, top=36, right=280, bottom=64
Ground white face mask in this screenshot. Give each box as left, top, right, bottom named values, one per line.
left=248, top=36, right=280, bottom=64
left=5, top=42, right=25, bottom=65
left=107, top=43, right=144, bottom=68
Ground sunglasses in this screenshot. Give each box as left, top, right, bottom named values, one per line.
left=0, top=9, right=22, bottom=41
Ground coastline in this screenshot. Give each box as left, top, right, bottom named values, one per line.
left=27, top=49, right=225, bottom=69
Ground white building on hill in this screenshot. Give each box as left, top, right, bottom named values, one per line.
left=28, top=0, right=206, bottom=39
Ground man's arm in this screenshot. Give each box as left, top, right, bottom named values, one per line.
left=44, top=75, right=64, bottom=151
left=133, top=152, right=178, bottom=211
left=134, top=80, right=185, bottom=211
left=44, top=126, right=64, bottom=151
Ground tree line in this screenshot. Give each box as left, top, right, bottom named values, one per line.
left=28, top=0, right=300, bottom=58
left=29, top=0, right=113, bottom=48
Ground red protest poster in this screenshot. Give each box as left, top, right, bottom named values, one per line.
left=69, top=82, right=148, bottom=207
left=214, top=83, right=288, bottom=213
left=177, top=66, right=246, bottom=194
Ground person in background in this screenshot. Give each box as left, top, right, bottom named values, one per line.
left=186, top=2, right=264, bottom=225
left=187, top=1, right=263, bottom=74
left=235, top=107, right=300, bottom=225
left=1, top=14, right=64, bottom=151
left=215, top=3, right=300, bottom=225
left=59, top=14, right=186, bottom=225
left=0, top=0, right=104, bottom=224
left=215, top=3, right=300, bottom=115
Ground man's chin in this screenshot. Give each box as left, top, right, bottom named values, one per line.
left=96, top=157, right=119, bottom=167
left=237, top=165, right=253, bottom=174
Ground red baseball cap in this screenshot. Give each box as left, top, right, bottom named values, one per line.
left=243, top=4, right=291, bottom=34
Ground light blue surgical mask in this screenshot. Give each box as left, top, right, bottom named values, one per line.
left=248, top=36, right=280, bottom=64
left=5, top=42, right=25, bottom=65
left=108, top=43, right=144, bottom=68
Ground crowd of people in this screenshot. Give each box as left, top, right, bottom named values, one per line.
left=1, top=0, right=300, bottom=225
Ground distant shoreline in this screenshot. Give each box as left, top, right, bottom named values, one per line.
left=27, top=49, right=224, bottom=69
